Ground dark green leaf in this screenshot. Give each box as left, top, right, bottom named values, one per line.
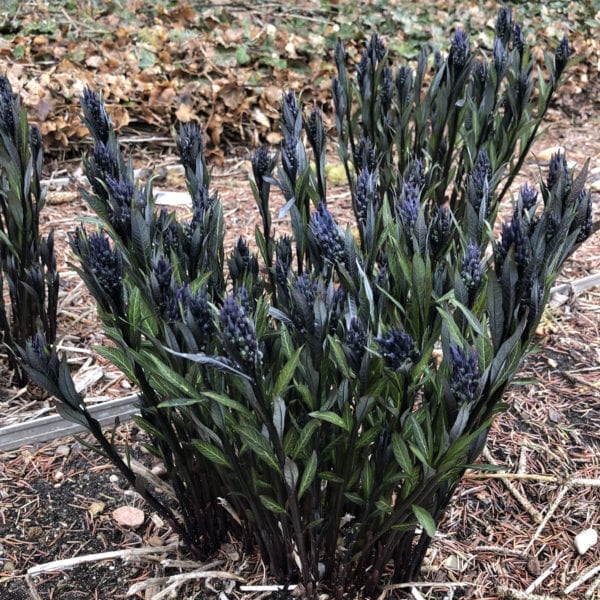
left=412, top=504, right=436, bottom=537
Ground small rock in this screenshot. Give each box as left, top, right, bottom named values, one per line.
left=112, top=505, right=145, bottom=528
left=121, top=380, right=132, bottom=389
left=53, top=470, right=64, bottom=481
left=548, top=408, right=562, bottom=424
left=55, top=444, right=71, bottom=457
left=151, top=463, right=167, bottom=477
left=150, top=513, right=165, bottom=529
left=527, top=556, right=541, bottom=576
left=536, top=146, right=565, bottom=162
left=574, top=528, right=598, bottom=555
left=109, top=474, right=119, bottom=484
left=124, top=489, right=143, bottom=500
left=443, top=554, right=464, bottom=571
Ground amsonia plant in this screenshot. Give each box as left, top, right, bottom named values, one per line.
left=22, top=7, right=594, bottom=598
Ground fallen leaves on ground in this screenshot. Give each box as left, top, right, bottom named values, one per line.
left=0, top=0, right=597, bottom=163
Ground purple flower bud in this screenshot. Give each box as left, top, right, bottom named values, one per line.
left=30, top=330, right=50, bottom=363
left=252, top=146, right=271, bottom=184
left=448, top=30, right=470, bottom=77
left=346, top=317, right=367, bottom=369
left=89, top=233, right=122, bottom=296
left=105, top=175, right=134, bottom=235
left=81, top=87, right=111, bottom=144
left=178, top=285, right=214, bottom=351
left=472, top=60, right=487, bottom=98
left=30, top=125, right=43, bottom=161
left=514, top=70, right=531, bottom=113
left=293, top=273, right=317, bottom=309
left=497, top=214, right=530, bottom=273
left=282, top=135, right=299, bottom=183
left=107, top=175, right=134, bottom=206
left=355, top=167, right=378, bottom=224
left=90, top=141, right=120, bottom=187
left=368, top=33, right=386, bottom=63
left=357, top=34, right=386, bottom=95
left=236, top=285, right=254, bottom=315
left=399, top=180, right=420, bottom=235
left=376, top=327, right=420, bottom=372
left=408, top=159, right=425, bottom=188
left=0, top=76, right=17, bottom=140
left=332, top=77, right=346, bottom=121
left=220, top=295, right=258, bottom=370
left=461, top=241, right=484, bottom=302
left=512, top=22, right=525, bottom=56
left=468, top=150, right=492, bottom=213
left=554, top=35, right=571, bottom=79
left=493, top=38, right=507, bottom=76
left=74, top=228, right=123, bottom=301
left=354, top=137, right=376, bottom=173
left=449, top=344, right=480, bottom=405
left=572, top=188, right=593, bottom=243
left=275, top=235, right=292, bottom=286
left=151, top=256, right=174, bottom=311
left=495, top=6, right=512, bottom=46
left=329, top=286, right=346, bottom=327
left=519, top=182, right=538, bottom=211
left=547, top=151, right=568, bottom=191
left=177, top=122, right=204, bottom=172
left=546, top=212, right=560, bottom=239
left=306, top=108, right=325, bottom=156
left=24, top=330, right=59, bottom=379
left=429, top=204, right=453, bottom=256
left=311, top=202, right=345, bottom=265
left=395, top=65, right=413, bottom=105
left=471, top=63, right=488, bottom=106
left=282, top=90, right=300, bottom=138
left=229, top=237, right=258, bottom=285
left=380, top=66, right=393, bottom=114
left=252, top=146, right=273, bottom=212
left=191, top=183, right=211, bottom=225
left=290, top=273, right=319, bottom=333
left=357, top=52, right=370, bottom=95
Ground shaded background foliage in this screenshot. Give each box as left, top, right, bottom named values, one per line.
left=0, top=0, right=597, bottom=157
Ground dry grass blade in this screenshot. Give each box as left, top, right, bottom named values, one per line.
left=27, top=545, right=178, bottom=576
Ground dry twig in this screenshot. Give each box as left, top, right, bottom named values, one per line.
left=564, top=562, right=600, bottom=596
left=27, top=544, right=177, bottom=576
left=482, top=448, right=544, bottom=524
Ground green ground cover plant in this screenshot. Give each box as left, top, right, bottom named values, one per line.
left=19, top=6, right=594, bottom=598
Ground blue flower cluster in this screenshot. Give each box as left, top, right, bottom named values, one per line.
left=376, top=328, right=420, bottom=372
left=449, top=344, right=480, bottom=405
left=220, top=295, right=258, bottom=370
left=311, top=203, right=345, bottom=265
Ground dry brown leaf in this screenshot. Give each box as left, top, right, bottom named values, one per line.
left=175, top=103, right=195, bottom=122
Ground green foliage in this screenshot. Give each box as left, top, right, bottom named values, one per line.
left=0, top=76, right=58, bottom=385
left=22, top=7, right=594, bottom=598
